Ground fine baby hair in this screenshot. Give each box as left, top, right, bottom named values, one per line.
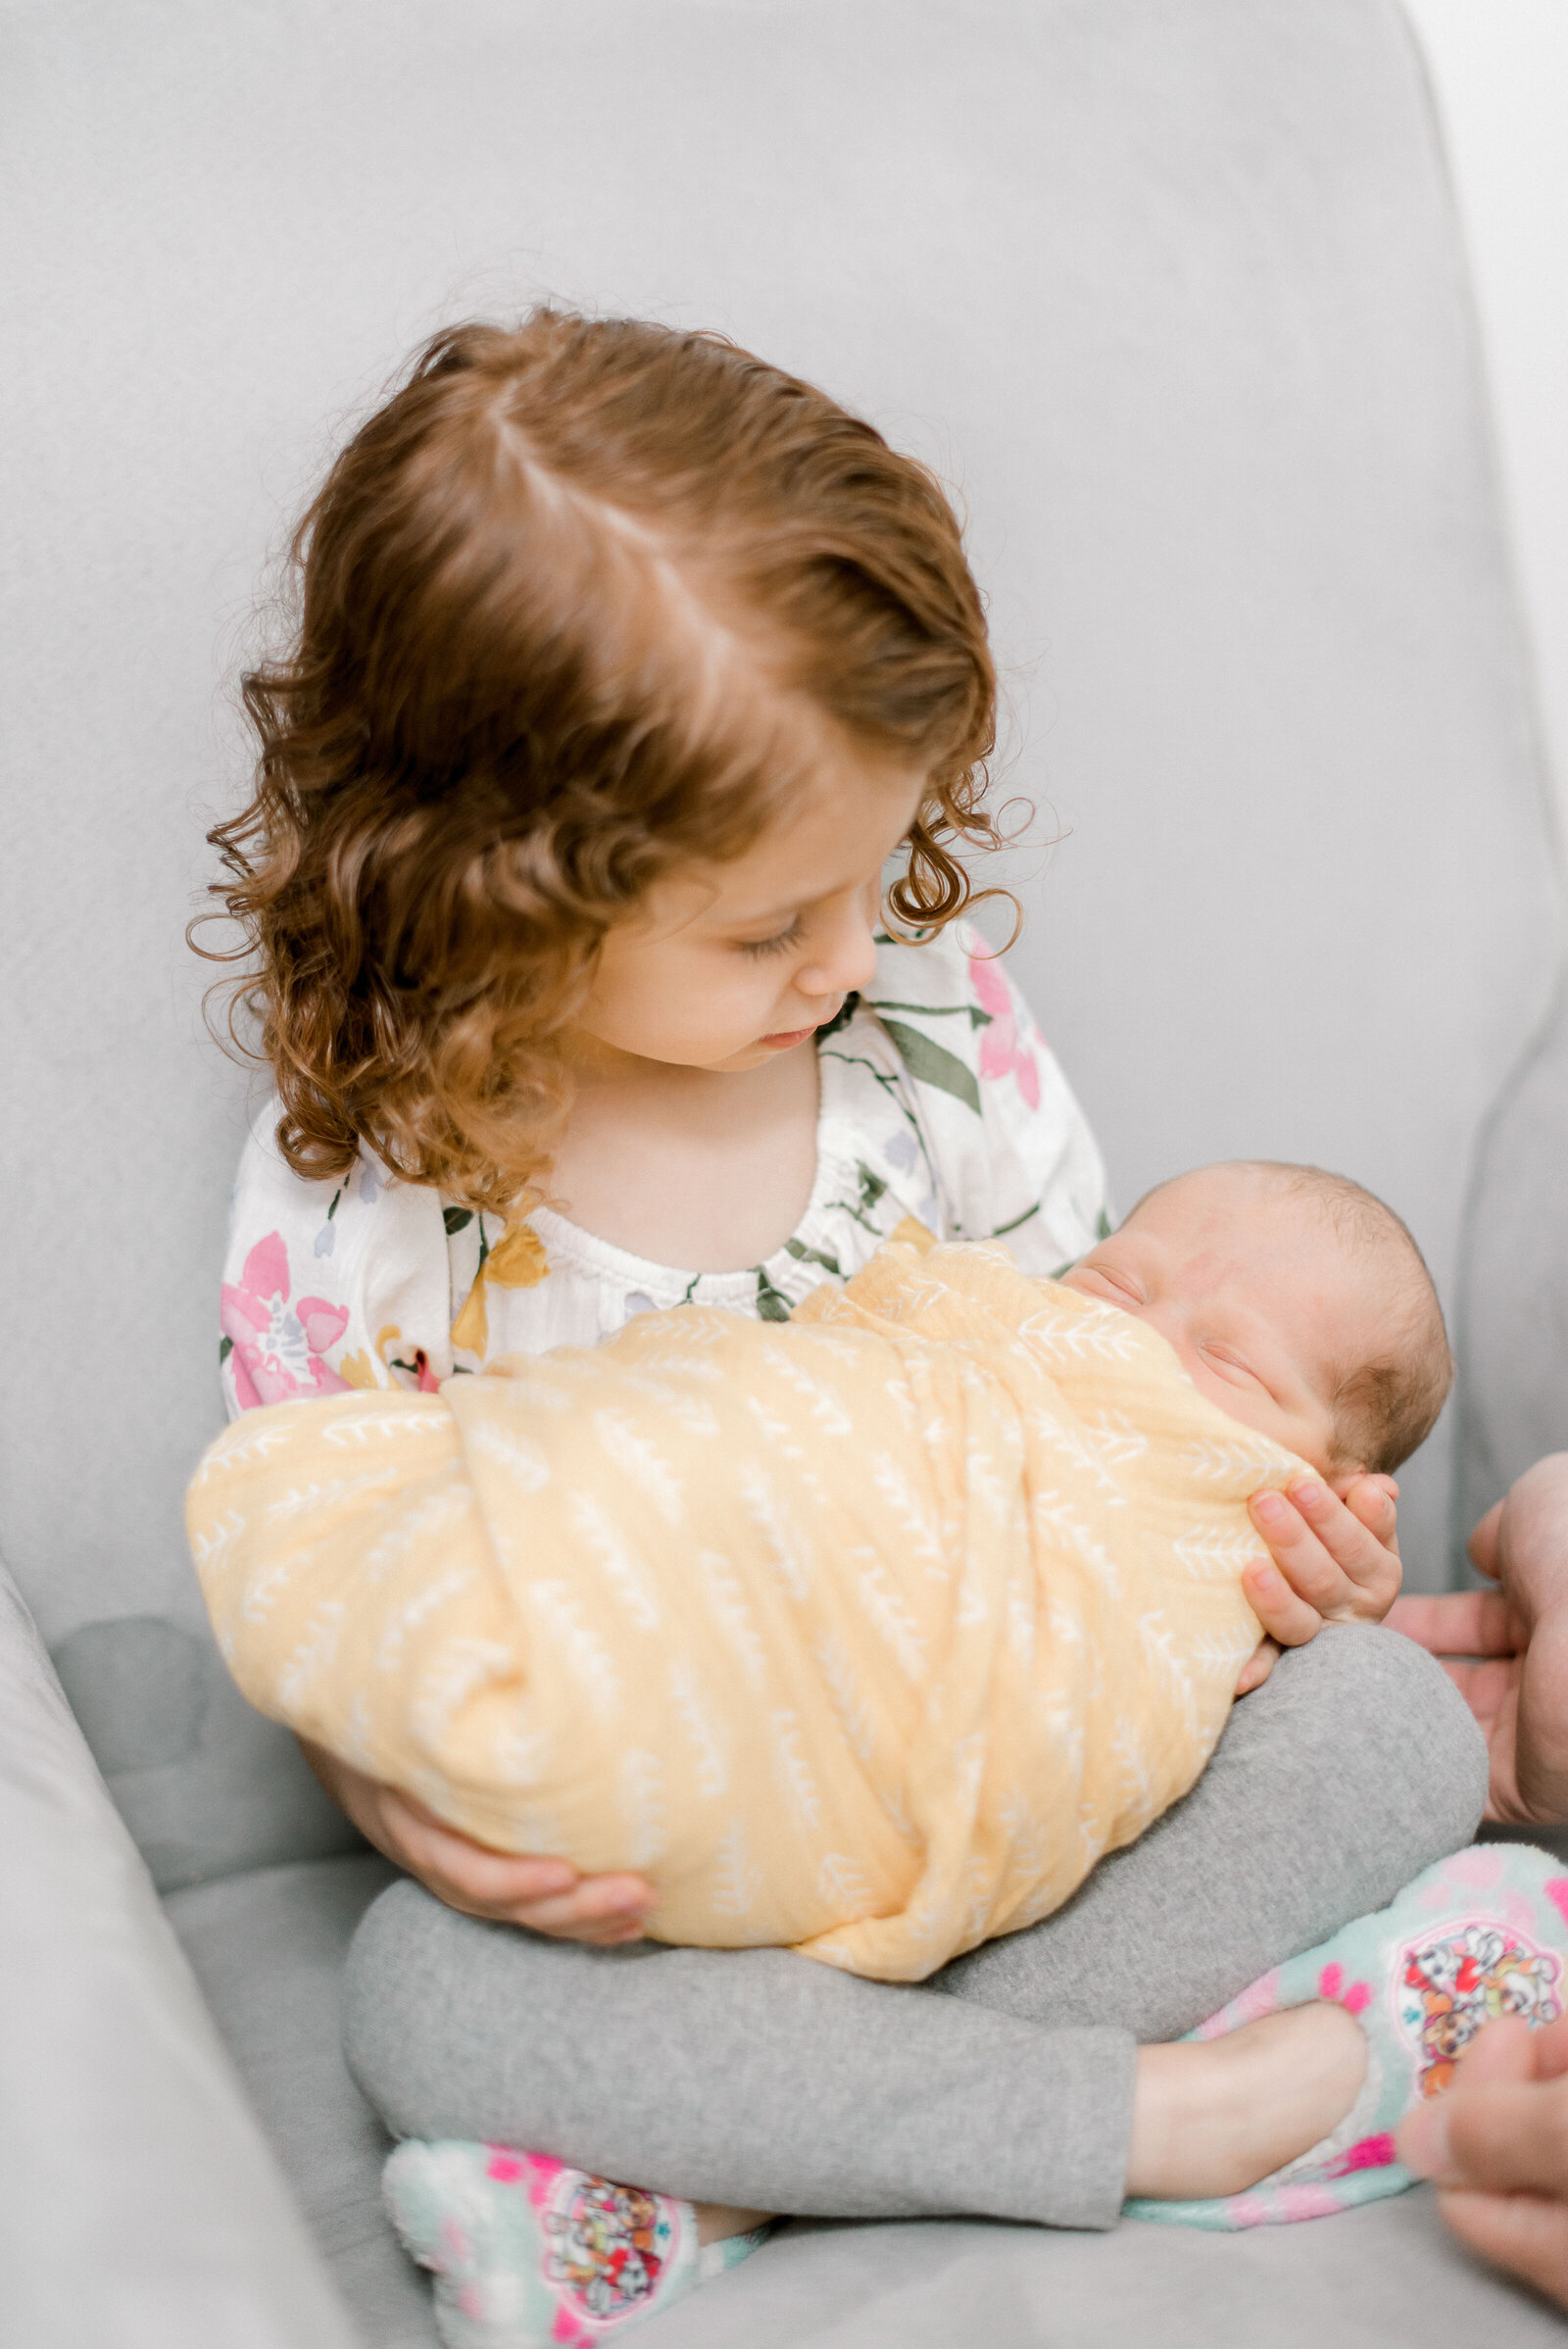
left=1124, top=1159, right=1453, bottom=1475
left=202, top=311, right=1004, bottom=1215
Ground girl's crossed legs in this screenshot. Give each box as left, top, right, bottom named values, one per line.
left=344, top=1626, right=1487, bottom=2231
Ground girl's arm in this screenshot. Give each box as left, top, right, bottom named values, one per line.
left=300, top=1741, right=654, bottom=1944
left=221, top=1106, right=654, bottom=1940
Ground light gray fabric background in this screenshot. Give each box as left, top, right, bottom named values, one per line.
left=1, top=0, right=1564, bottom=2340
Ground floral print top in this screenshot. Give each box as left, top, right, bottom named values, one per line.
left=220, top=923, right=1111, bottom=1416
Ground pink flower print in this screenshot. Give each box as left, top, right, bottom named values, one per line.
left=220, top=1231, right=352, bottom=1409
left=968, top=952, right=1040, bottom=1110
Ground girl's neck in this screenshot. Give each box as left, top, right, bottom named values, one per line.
left=546, top=1035, right=823, bottom=1272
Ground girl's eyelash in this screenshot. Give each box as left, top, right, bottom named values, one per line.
left=738, top=920, right=803, bottom=958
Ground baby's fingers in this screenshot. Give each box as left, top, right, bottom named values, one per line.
left=1242, top=1559, right=1323, bottom=1649
left=1342, top=1473, right=1400, bottom=1552
left=1251, top=1479, right=1401, bottom=1616
left=1234, top=1635, right=1282, bottom=1694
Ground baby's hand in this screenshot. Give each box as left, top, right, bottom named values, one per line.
left=299, top=1739, right=655, bottom=1944
left=1234, top=1473, right=1402, bottom=1691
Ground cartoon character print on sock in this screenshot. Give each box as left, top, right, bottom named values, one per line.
left=542, top=2173, right=673, bottom=2325
left=1126, top=1844, right=1568, bottom=2231
left=381, top=2138, right=726, bottom=2349
left=1399, top=1921, right=1563, bottom=2100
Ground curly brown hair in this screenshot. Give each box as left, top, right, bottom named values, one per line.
left=200, top=311, right=1002, bottom=1213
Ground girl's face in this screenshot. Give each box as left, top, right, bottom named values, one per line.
left=576, top=742, right=926, bottom=1074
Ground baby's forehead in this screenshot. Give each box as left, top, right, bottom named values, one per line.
left=1128, top=1164, right=1334, bottom=1246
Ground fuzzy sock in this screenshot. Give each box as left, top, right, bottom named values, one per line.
left=1125, top=1842, right=1568, bottom=2230
left=383, top=2140, right=771, bottom=2347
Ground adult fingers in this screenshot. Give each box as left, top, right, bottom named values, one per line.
left=1452, top=2016, right=1539, bottom=2088
left=1525, top=2015, right=1568, bottom=2084
left=1404, top=2075, right=1568, bottom=2197
left=1469, top=1500, right=1504, bottom=1580
left=1438, top=2188, right=1568, bottom=2309
left=1386, top=1590, right=1521, bottom=1659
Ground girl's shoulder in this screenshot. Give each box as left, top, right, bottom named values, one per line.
left=221, top=1101, right=454, bottom=1414
left=853, top=921, right=1111, bottom=1269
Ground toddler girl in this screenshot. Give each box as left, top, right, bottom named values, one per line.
left=207, top=313, right=1503, bottom=2346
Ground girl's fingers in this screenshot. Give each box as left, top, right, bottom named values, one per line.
left=508, top=1881, right=655, bottom=1941
left=1241, top=1560, right=1323, bottom=1648
left=385, top=1800, right=575, bottom=1902
left=378, top=1789, right=655, bottom=1933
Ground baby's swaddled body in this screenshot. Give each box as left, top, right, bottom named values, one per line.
left=190, top=1233, right=1288, bottom=1981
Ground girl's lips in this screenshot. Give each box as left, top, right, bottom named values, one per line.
left=760, top=1025, right=817, bottom=1049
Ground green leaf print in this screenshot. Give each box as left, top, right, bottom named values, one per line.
left=443, top=1206, right=474, bottom=1236
left=993, top=1201, right=1041, bottom=1238
left=756, top=1269, right=794, bottom=1322
left=863, top=996, right=991, bottom=1029
left=877, top=1018, right=982, bottom=1116
left=1098, top=1208, right=1113, bottom=1240
left=219, top=1335, right=233, bottom=1366
left=785, top=1237, right=843, bottom=1276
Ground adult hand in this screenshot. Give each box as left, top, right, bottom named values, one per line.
left=1234, top=1472, right=1402, bottom=1693
left=1388, top=1453, right=1568, bottom=1828
left=299, top=1737, right=654, bottom=1943
left=1398, top=2012, right=1568, bottom=2307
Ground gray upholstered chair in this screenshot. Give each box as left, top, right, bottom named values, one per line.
left=3, top=4, right=1564, bottom=2340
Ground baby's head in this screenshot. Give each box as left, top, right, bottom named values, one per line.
left=1062, top=1162, right=1452, bottom=1476
left=209, top=311, right=997, bottom=1209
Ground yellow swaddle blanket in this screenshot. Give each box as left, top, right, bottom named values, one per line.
left=188, top=1236, right=1301, bottom=1981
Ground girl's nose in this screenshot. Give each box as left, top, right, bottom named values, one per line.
left=797, top=901, right=879, bottom=1001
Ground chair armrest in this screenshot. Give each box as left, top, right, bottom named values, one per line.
left=0, top=1563, right=361, bottom=2348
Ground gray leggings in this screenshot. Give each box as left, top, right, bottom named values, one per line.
left=344, top=1625, right=1487, bottom=2231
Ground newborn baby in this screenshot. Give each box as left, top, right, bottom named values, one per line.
left=189, top=1159, right=1451, bottom=1981
left=1064, top=1159, right=1450, bottom=1481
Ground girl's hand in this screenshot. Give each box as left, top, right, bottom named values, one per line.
left=1234, top=1473, right=1401, bottom=1692
left=299, top=1737, right=654, bottom=1944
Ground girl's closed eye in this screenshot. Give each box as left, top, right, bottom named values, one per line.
left=736, top=918, right=805, bottom=959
